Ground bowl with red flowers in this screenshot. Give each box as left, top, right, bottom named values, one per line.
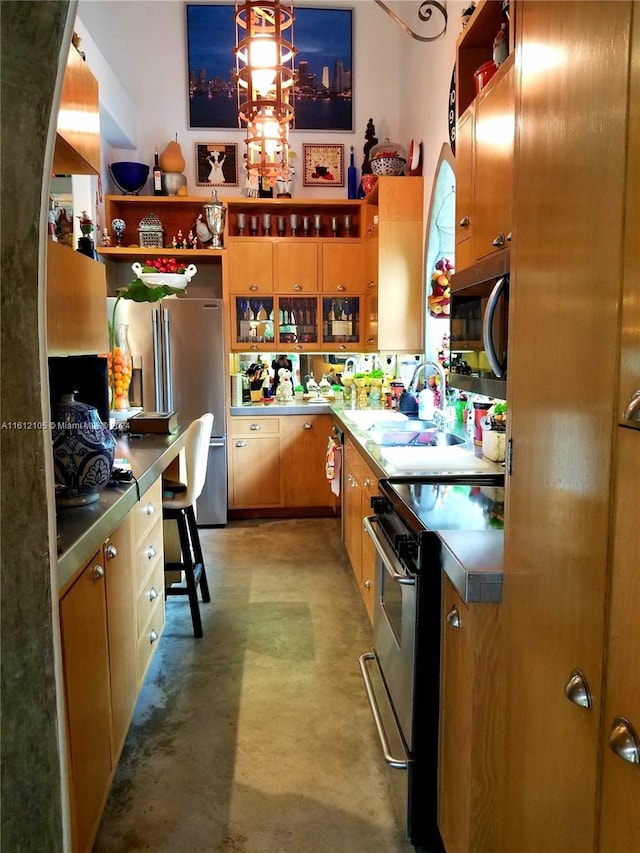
left=132, top=258, right=197, bottom=290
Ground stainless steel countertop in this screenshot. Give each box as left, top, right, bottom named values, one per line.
left=230, top=400, right=336, bottom=416
left=55, top=426, right=188, bottom=593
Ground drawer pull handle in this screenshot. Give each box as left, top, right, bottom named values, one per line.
left=336, top=284, right=346, bottom=292
left=294, top=344, right=302, bottom=351
left=303, top=423, right=312, bottom=430
left=492, top=232, right=506, bottom=247
left=91, top=563, right=105, bottom=581
left=363, top=477, right=371, bottom=487
left=149, top=628, right=159, bottom=645
left=105, top=544, right=117, bottom=560
left=250, top=423, right=261, bottom=430
left=236, top=440, right=247, bottom=447
left=145, top=502, right=156, bottom=516
left=145, top=545, right=157, bottom=560
left=366, top=280, right=375, bottom=289
left=459, top=215, right=470, bottom=227
left=149, top=586, right=159, bottom=602
left=249, top=284, right=259, bottom=291
left=293, top=283, right=302, bottom=291
left=564, top=669, right=592, bottom=710
left=363, top=578, right=371, bottom=589
left=366, top=337, right=375, bottom=345
left=446, top=605, right=461, bottom=628
left=338, top=344, right=347, bottom=350
left=608, top=717, right=640, bottom=765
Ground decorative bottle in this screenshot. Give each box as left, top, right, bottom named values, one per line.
left=153, top=148, right=162, bottom=195
left=347, top=145, right=358, bottom=199
left=107, top=324, right=133, bottom=413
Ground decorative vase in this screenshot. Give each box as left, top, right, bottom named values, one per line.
left=107, top=324, right=133, bottom=413
left=52, top=393, right=116, bottom=506
left=354, top=377, right=369, bottom=410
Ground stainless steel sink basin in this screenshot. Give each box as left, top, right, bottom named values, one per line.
left=367, top=420, right=465, bottom=447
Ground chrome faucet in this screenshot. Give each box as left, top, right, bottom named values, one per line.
left=343, top=356, right=357, bottom=374
left=408, top=360, right=447, bottom=426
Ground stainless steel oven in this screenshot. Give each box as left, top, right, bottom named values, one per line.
left=359, top=475, right=505, bottom=849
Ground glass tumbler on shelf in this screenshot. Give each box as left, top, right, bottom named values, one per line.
left=289, top=213, right=298, bottom=236
left=262, top=213, right=272, bottom=236
left=107, top=323, right=133, bottom=412
left=314, top=214, right=322, bottom=237
left=277, top=215, right=286, bottom=237
left=236, top=212, right=246, bottom=236
left=302, top=216, right=310, bottom=237
left=250, top=215, right=259, bottom=236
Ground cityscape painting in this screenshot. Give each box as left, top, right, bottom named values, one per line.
left=186, top=4, right=353, bottom=131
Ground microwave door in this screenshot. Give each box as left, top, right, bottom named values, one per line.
left=482, top=276, right=508, bottom=379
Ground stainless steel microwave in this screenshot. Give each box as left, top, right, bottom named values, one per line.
left=448, top=252, right=510, bottom=399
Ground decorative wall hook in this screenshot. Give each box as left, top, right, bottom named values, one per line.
left=374, top=0, right=448, bottom=42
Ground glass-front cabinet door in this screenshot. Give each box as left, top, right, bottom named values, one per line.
left=278, top=296, right=318, bottom=348
left=233, top=296, right=275, bottom=349
left=322, top=296, right=361, bottom=350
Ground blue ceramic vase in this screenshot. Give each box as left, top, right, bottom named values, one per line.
left=52, top=393, right=116, bottom=506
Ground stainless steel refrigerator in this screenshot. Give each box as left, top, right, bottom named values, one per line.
left=116, top=297, right=227, bottom=525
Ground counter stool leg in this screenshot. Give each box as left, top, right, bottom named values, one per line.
left=186, top=504, right=211, bottom=603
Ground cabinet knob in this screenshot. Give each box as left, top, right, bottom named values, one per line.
left=363, top=477, right=371, bottom=487
left=336, top=284, right=346, bottom=292
left=249, top=284, right=259, bottom=291
left=91, top=563, right=105, bottom=581
left=235, top=440, right=247, bottom=447
left=303, top=422, right=312, bottom=430
left=250, top=344, right=258, bottom=351
left=145, top=545, right=157, bottom=561
left=459, top=215, right=470, bottom=227
left=366, top=280, right=375, bottom=289
left=366, top=337, right=375, bottom=345
left=149, top=586, right=159, bottom=602
left=293, top=283, right=302, bottom=291
left=250, top=423, right=261, bottom=430
left=364, top=578, right=371, bottom=589
left=338, top=344, right=347, bottom=350
left=294, top=344, right=302, bottom=351
left=145, top=502, right=156, bottom=516
left=446, top=605, right=461, bottom=628
left=608, top=716, right=640, bottom=765
left=623, top=390, right=640, bottom=421
left=149, top=628, right=159, bottom=645
left=105, top=543, right=117, bottom=560
left=492, top=232, right=506, bottom=247
left=564, top=669, right=593, bottom=710
left=506, top=232, right=513, bottom=242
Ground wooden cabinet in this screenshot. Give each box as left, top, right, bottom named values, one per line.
left=224, top=197, right=366, bottom=353
left=104, top=516, right=137, bottom=762
left=53, top=44, right=100, bottom=175
left=498, top=2, right=636, bottom=850
left=438, top=577, right=501, bottom=853
left=343, top=437, right=378, bottom=623
left=59, top=551, right=113, bottom=853
left=362, top=176, right=424, bottom=352
left=228, top=414, right=336, bottom=512
left=282, top=415, right=334, bottom=508
left=454, top=1, right=515, bottom=272
left=228, top=416, right=282, bottom=509
left=47, top=241, right=108, bottom=355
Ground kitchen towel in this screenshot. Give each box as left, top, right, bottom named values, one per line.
left=326, top=438, right=342, bottom=497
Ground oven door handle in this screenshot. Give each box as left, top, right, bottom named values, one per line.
left=359, top=652, right=409, bottom=770
left=363, top=516, right=416, bottom=586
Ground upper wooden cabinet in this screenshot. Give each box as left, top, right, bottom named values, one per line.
left=363, top=176, right=424, bottom=352
left=455, top=1, right=515, bottom=272
left=53, top=44, right=100, bottom=175
left=47, top=242, right=108, bottom=355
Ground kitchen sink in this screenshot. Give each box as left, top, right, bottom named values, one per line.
left=341, top=410, right=408, bottom=428
left=379, top=443, right=496, bottom=473
left=368, top=419, right=440, bottom=446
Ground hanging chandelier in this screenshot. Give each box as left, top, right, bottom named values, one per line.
left=234, top=0, right=296, bottom=182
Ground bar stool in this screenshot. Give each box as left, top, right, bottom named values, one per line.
left=162, top=413, right=214, bottom=638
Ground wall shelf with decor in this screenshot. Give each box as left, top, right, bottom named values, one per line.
left=99, top=196, right=227, bottom=263
left=456, top=0, right=515, bottom=119
left=225, top=197, right=362, bottom=240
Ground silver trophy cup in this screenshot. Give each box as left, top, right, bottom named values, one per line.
left=203, top=190, right=227, bottom=249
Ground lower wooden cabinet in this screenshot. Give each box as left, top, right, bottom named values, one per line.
left=228, top=414, right=335, bottom=511
left=60, top=478, right=165, bottom=852
left=59, top=550, right=113, bottom=853
left=343, top=437, right=378, bottom=623
left=438, top=576, right=501, bottom=853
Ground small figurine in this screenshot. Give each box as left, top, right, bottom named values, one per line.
left=101, top=227, right=111, bottom=247
left=276, top=151, right=297, bottom=198
left=195, top=213, right=212, bottom=245
left=186, top=229, right=195, bottom=249
left=275, top=367, right=294, bottom=403
left=175, top=229, right=184, bottom=249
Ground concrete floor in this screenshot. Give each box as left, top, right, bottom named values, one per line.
left=94, top=518, right=418, bottom=853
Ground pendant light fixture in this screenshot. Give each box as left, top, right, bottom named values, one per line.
left=235, top=1, right=296, bottom=182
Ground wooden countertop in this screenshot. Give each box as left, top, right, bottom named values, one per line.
left=55, top=426, right=188, bottom=593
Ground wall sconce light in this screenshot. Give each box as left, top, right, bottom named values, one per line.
left=235, top=1, right=296, bottom=182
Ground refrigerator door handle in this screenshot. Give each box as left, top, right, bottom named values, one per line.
left=152, top=309, right=163, bottom=411
left=209, top=439, right=226, bottom=448
left=163, top=308, right=174, bottom=413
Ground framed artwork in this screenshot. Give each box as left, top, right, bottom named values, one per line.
left=195, top=142, right=239, bottom=187
left=185, top=4, right=353, bottom=131
left=302, top=144, right=344, bottom=187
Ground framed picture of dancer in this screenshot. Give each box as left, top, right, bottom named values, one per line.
left=195, top=142, right=239, bottom=187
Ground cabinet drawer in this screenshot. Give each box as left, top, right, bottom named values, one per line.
left=136, top=558, right=164, bottom=638
left=135, top=518, right=163, bottom=596
left=231, top=417, right=280, bottom=436
left=137, top=596, right=164, bottom=684
left=132, top=478, right=163, bottom=544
